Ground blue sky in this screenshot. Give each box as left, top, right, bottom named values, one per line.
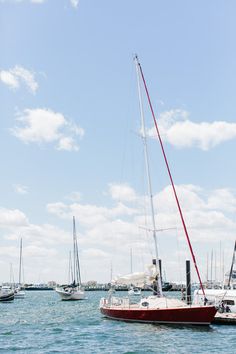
left=0, top=0, right=236, bottom=284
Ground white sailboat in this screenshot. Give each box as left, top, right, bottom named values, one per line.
left=14, top=238, right=25, bottom=299
left=55, top=216, right=85, bottom=301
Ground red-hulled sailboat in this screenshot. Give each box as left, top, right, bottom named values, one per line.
left=100, top=56, right=217, bottom=325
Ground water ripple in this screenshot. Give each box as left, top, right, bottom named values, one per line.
left=0, top=291, right=236, bottom=353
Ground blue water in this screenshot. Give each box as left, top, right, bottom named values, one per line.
left=0, top=291, right=235, bottom=353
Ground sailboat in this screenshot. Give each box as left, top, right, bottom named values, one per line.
left=100, top=56, right=217, bottom=325
left=55, top=216, right=85, bottom=301
left=14, top=238, right=25, bottom=299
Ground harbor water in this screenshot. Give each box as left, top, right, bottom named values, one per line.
left=0, top=291, right=236, bottom=353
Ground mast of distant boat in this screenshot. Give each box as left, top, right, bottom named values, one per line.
left=134, top=55, right=163, bottom=297
left=73, top=216, right=82, bottom=287
left=19, top=238, right=23, bottom=286
left=228, top=240, right=236, bottom=288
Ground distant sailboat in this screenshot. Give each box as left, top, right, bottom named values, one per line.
left=55, top=216, right=85, bottom=301
left=14, top=238, right=25, bottom=299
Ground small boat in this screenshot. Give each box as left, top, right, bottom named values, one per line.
left=0, top=286, right=14, bottom=302
left=55, top=284, right=85, bottom=301
left=55, top=216, right=85, bottom=301
left=193, top=288, right=236, bottom=313
left=100, top=56, right=217, bottom=325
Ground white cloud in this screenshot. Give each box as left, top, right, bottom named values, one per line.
left=148, top=109, right=236, bottom=150
left=11, top=108, right=84, bottom=151
left=1, top=184, right=236, bottom=284
left=46, top=183, right=236, bottom=282
left=70, top=0, right=79, bottom=8
left=207, top=189, right=236, bottom=213
left=47, top=200, right=138, bottom=227
left=57, top=136, right=79, bottom=152
left=109, top=183, right=137, bottom=202
left=13, top=184, right=28, bottom=195
left=0, top=208, right=29, bottom=227
left=0, top=65, right=38, bottom=93
left=82, top=248, right=109, bottom=259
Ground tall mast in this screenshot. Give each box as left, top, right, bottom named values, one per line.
left=73, top=216, right=82, bottom=286
left=134, top=55, right=163, bottom=297
left=19, top=238, right=22, bottom=285
left=68, top=251, right=73, bottom=284
left=228, top=240, right=236, bottom=288
left=210, top=249, right=213, bottom=286
left=206, top=252, right=208, bottom=283
left=136, top=55, right=206, bottom=297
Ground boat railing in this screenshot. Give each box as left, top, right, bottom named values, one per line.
left=110, top=296, right=130, bottom=308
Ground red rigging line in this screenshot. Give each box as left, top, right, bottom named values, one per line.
left=136, top=56, right=205, bottom=297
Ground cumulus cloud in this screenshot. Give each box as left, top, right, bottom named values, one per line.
left=47, top=184, right=236, bottom=240
left=148, top=109, right=236, bottom=150
left=0, top=208, right=29, bottom=227
left=11, top=108, right=84, bottom=151
left=47, top=198, right=138, bottom=227
left=45, top=183, right=236, bottom=282
left=109, top=183, right=138, bottom=202
left=0, top=65, right=38, bottom=93
left=1, top=184, right=236, bottom=283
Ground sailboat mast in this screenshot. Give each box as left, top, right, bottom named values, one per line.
left=135, top=55, right=163, bottom=297
left=68, top=251, right=73, bottom=284
left=228, top=240, right=236, bottom=288
left=73, top=217, right=76, bottom=284
left=19, top=238, right=22, bottom=285
left=136, top=56, right=206, bottom=297
left=73, top=216, right=82, bottom=286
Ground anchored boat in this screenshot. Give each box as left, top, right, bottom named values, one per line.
left=100, top=56, right=217, bottom=325
left=55, top=216, right=85, bottom=301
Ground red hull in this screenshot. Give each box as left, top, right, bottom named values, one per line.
left=100, top=306, right=217, bottom=325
